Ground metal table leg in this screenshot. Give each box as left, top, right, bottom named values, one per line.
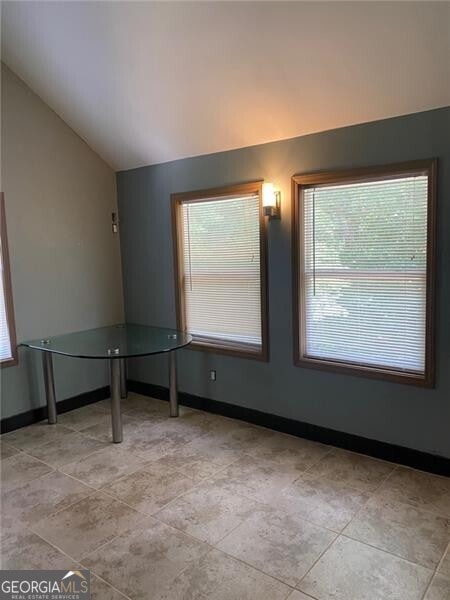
left=119, top=358, right=127, bottom=399
left=169, top=351, right=179, bottom=417
left=42, top=352, right=57, bottom=424
left=110, top=359, right=123, bottom=443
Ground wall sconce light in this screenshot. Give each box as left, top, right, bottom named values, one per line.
left=262, top=182, right=281, bottom=219
left=111, top=212, right=119, bottom=234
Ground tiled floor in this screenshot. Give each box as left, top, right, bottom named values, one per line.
left=1, top=394, right=449, bottom=600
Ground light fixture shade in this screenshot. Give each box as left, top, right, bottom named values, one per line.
left=262, top=182, right=276, bottom=208
left=262, top=182, right=281, bottom=219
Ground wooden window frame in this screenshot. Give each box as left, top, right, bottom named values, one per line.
left=291, top=159, right=437, bottom=387
left=171, top=181, right=269, bottom=361
left=0, top=192, right=17, bottom=368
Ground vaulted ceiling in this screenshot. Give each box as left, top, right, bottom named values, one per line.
left=2, top=1, right=449, bottom=171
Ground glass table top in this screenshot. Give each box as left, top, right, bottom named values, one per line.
left=20, top=323, right=192, bottom=359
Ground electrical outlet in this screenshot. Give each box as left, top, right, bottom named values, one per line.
left=209, top=370, right=216, bottom=382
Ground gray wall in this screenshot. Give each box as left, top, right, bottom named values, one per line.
left=1, top=65, right=124, bottom=418
left=117, top=107, right=450, bottom=458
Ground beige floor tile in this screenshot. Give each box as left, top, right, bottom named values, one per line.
left=1, top=529, right=77, bottom=569
left=91, top=575, right=130, bottom=600
left=209, top=455, right=304, bottom=503
left=438, top=543, right=450, bottom=578
left=217, top=506, right=336, bottom=586
left=82, top=518, right=210, bottom=600
left=80, top=414, right=140, bottom=443
left=264, top=474, right=370, bottom=531
left=28, top=430, right=106, bottom=467
left=94, top=394, right=159, bottom=414
left=155, top=478, right=262, bottom=544
left=199, top=419, right=274, bottom=452
left=246, top=432, right=330, bottom=472
left=119, top=420, right=198, bottom=460
left=0, top=518, right=28, bottom=541
left=150, top=434, right=243, bottom=479
left=155, top=548, right=291, bottom=600
left=298, top=536, right=432, bottom=600
left=58, top=405, right=112, bottom=430
left=344, top=496, right=450, bottom=568
left=1, top=452, right=53, bottom=492
left=425, top=575, right=450, bottom=600
left=175, top=410, right=230, bottom=437
left=31, top=491, right=146, bottom=560
left=103, top=463, right=198, bottom=514
left=120, top=394, right=186, bottom=420
left=123, top=393, right=171, bottom=411
left=216, top=419, right=274, bottom=452
left=287, top=592, right=315, bottom=600
left=304, top=449, right=395, bottom=492
left=377, top=467, right=450, bottom=517
left=143, top=413, right=211, bottom=442
left=2, top=422, right=74, bottom=450
left=0, top=440, right=21, bottom=459
left=4, top=400, right=447, bottom=600
left=1, top=470, right=93, bottom=529
left=60, top=446, right=148, bottom=488
left=86, top=394, right=171, bottom=420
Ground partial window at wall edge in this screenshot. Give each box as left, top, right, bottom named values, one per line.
left=171, top=181, right=269, bottom=361
left=292, top=160, right=437, bottom=387
left=0, top=192, right=18, bottom=368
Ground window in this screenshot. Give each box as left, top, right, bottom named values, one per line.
left=0, top=193, right=17, bottom=366
left=172, top=182, right=268, bottom=359
left=292, top=161, right=436, bottom=386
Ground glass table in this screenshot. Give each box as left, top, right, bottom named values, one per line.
left=20, top=324, right=192, bottom=443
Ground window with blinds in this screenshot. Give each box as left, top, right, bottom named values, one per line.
left=0, top=260, right=13, bottom=362
left=293, top=162, right=436, bottom=385
left=0, top=193, right=16, bottom=365
left=172, top=183, right=267, bottom=358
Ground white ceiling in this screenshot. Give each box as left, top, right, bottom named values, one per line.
left=2, top=1, right=449, bottom=171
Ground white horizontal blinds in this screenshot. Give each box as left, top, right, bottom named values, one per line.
left=181, top=194, right=262, bottom=351
left=302, top=175, right=428, bottom=373
left=0, top=233, right=12, bottom=361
